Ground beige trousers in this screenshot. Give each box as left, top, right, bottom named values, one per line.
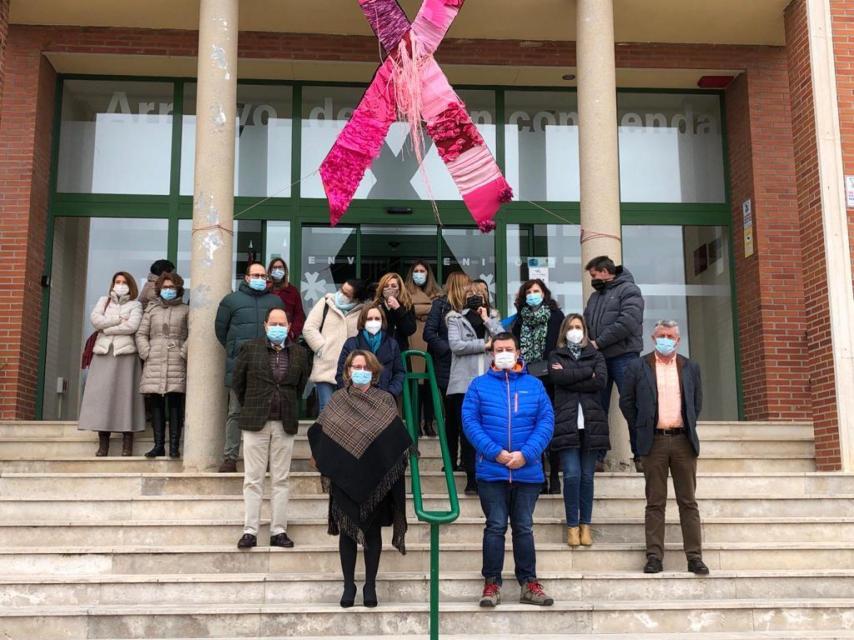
left=242, top=420, right=295, bottom=536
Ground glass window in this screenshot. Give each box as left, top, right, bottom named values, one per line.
left=441, top=228, right=496, bottom=299
left=623, top=224, right=737, bottom=419
left=506, top=224, right=582, bottom=317
left=177, top=219, right=261, bottom=293
left=300, top=226, right=358, bottom=314
left=42, top=217, right=169, bottom=420
left=181, top=84, right=293, bottom=197
left=504, top=91, right=579, bottom=202
left=300, top=87, right=496, bottom=200
left=618, top=93, right=725, bottom=203
left=359, top=225, right=439, bottom=286
left=264, top=221, right=291, bottom=272
left=56, top=80, right=174, bottom=194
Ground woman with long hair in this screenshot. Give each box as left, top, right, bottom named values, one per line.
left=267, top=257, right=305, bottom=340
left=404, top=261, right=442, bottom=436
left=373, top=272, right=417, bottom=354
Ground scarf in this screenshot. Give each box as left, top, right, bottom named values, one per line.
left=568, top=343, right=583, bottom=360
left=465, top=309, right=486, bottom=339
left=520, top=304, right=551, bottom=363
left=307, top=386, right=413, bottom=553
left=362, top=330, right=383, bottom=354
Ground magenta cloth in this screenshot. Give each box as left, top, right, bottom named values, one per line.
left=321, top=0, right=512, bottom=232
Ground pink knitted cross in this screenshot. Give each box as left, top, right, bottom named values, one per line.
left=319, top=0, right=513, bottom=232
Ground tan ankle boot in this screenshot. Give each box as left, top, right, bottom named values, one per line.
left=580, top=524, right=593, bottom=546
left=567, top=526, right=581, bottom=547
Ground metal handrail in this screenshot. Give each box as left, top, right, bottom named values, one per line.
left=400, top=350, right=460, bottom=640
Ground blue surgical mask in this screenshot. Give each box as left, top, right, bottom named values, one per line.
left=248, top=277, right=267, bottom=292
left=413, top=272, right=427, bottom=287
left=335, top=290, right=355, bottom=311
left=526, top=293, right=543, bottom=307
left=655, top=337, right=678, bottom=356
left=271, top=268, right=286, bottom=282
left=351, top=369, right=372, bottom=386
left=160, top=289, right=177, bottom=302
left=266, top=325, right=287, bottom=344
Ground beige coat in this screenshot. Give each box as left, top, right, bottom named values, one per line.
left=302, top=293, right=363, bottom=385
left=138, top=274, right=159, bottom=310
left=90, top=294, right=143, bottom=357
left=408, top=286, right=436, bottom=373
left=136, top=298, right=190, bottom=395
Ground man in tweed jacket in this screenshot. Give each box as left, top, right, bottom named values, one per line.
left=232, top=308, right=309, bottom=549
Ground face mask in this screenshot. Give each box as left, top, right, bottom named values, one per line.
left=526, top=292, right=543, bottom=307
left=266, top=325, right=287, bottom=344
left=591, top=279, right=607, bottom=292
left=383, top=286, right=398, bottom=299
left=364, top=320, right=382, bottom=335
left=466, top=295, right=484, bottom=310
left=248, top=277, right=267, bottom=292
left=655, top=337, right=678, bottom=356
left=160, top=289, right=177, bottom=302
left=494, top=351, right=517, bottom=370
left=271, top=268, right=286, bottom=282
left=350, top=369, right=372, bottom=386
left=566, top=329, right=584, bottom=345
left=335, top=291, right=355, bottom=311
left=113, top=284, right=129, bottom=297
left=413, top=272, right=427, bottom=287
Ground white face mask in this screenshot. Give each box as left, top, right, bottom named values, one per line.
left=113, top=284, right=130, bottom=297
left=494, top=351, right=517, bottom=370
left=364, top=320, right=382, bottom=335
left=566, top=329, right=584, bottom=345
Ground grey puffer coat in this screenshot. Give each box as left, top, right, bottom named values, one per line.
left=583, top=267, right=645, bottom=359
left=136, top=298, right=190, bottom=395
left=446, top=309, right=503, bottom=396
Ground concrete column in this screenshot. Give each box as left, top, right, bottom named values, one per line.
left=183, top=0, right=238, bottom=471
left=804, top=0, right=854, bottom=471
left=576, top=0, right=633, bottom=470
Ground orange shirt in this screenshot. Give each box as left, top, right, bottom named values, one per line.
left=655, top=355, right=683, bottom=428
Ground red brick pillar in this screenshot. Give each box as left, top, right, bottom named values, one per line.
left=724, top=58, right=812, bottom=427
left=0, top=27, right=55, bottom=419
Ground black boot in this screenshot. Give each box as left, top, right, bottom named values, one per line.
left=548, top=471, right=562, bottom=494
left=95, top=432, right=110, bottom=457
left=145, top=397, right=166, bottom=458
left=122, top=432, right=134, bottom=457
left=422, top=421, right=437, bottom=438
left=168, top=394, right=184, bottom=459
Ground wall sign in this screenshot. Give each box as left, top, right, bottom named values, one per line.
left=846, top=176, right=854, bottom=209
left=742, top=199, right=754, bottom=258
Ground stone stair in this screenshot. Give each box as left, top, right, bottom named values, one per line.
left=3, top=419, right=854, bottom=638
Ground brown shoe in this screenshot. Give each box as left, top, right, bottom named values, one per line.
left=567, top=526, right=581, bottom=547
left=95, top=432, right=110, bottom=457
left=218, top=458, right=237, bottom=473
left=520, top=580, right=554, bottom=606
left=580, top=524, right=593, bottom=546
left=121, top=433, right=134, bottom=456
left=634, top=458, right=644, bottom=473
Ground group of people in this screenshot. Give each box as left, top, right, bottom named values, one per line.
left=77, top=252, right=708, bottom=610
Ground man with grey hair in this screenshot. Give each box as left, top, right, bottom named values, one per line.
left=619, top=320, right=708, bottom=576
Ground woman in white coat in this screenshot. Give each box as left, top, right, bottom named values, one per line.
left=78, top=271, right=146, bottom=456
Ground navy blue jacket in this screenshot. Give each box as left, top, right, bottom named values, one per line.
left=422, top=297, right=453, bottom=389
left=335, top=331, right=405, bottom=398
left=462, top=364, right=555, bottom=484
left=583, top=267, right=645, bottom=359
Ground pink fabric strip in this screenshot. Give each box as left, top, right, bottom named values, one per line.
left=358, top=0, right=410, bottom=53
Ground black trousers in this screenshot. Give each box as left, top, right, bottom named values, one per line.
left=339, top=523, right=383, bottom=587
left=445, top=393, right=475, bottom=482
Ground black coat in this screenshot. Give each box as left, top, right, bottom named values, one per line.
left=422, top=297, right=453, bottom=389
left=232, top=339, right=309, bottom=434
left=619, top=352, right=703, bottom=457
left=548, top=346, right=609, bottom=451
left=381, top=302, right=417, bottom=354
left=335, top=332, right=406, bottom=397
left=583, top=267, right=645, bottom=359
left=511, top=305, right=565, bottom=362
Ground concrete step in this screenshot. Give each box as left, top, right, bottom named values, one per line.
left=3, top=493, right=851, bottom=521
left=3, top=471, right=851, bottom=498
left=3, top=542, right=854, bottom=575
left=86, top=635, right=854, bottom=640
left=2, top=599, right=853, bottom=637
left=2, top=516, right=851, bottom=546
left=4, top=570, right=854, bottom=607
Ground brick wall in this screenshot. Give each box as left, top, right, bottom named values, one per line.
left=0, top=0, right=8, bottom=122
left=831, top=0, right=854, bottom=281
left=0, top=22, right=819, bottom=428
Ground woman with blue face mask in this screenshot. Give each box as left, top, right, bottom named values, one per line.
left=404, top=261, right=442, bottom=437
left=135, top=272, right=190, bottom=458
left=267, top=258, right=305, bottom=341
left=335, top=304, right=405, bottom=397
left=308, top=350, right=413, bottom=609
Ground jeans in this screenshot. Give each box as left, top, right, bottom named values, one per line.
left=560, top=447, right=599, bottom=527
left=316, top=382, right=336, bottom=414
left=599, top=352, right=640, bottom=459
left=224, top=388, right=242, bottom=461
left=242, top=420, right=295, bottom=536
left=478, top=481, right=541, bottom=585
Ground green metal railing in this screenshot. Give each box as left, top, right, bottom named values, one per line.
left=400, top=350, right=460, bottom=640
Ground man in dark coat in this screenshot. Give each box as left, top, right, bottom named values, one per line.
left=214, top=261, right=285, bottom=472
left=232, top=307, right=308, bottom=549
left=583, top=255, right=645, bottom=469
left=619, top=319, right=708, bottom=576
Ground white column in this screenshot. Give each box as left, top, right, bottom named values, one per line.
left=183, top=0, right=238, bottom=471
left=805, top=0, right=854, bottom=471
left=577, top=0, right=633, bottom=470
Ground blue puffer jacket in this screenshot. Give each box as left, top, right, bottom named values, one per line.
left=462, top=364, right=555, bottom=484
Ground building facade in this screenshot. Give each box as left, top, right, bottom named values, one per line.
left=1, top=0, right=853, bottom=469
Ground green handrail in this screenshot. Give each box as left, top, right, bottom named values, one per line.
left=400, top=350, right=460, bottom=640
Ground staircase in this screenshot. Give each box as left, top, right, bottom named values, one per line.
left=2, top=419, right=854, bottom=639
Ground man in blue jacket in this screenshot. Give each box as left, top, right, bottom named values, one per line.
left=463, top=332, right=555, bottom=608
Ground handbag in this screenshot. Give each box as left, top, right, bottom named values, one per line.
left=81, top=298, right=111, bottom=370
left=526, top=359, right=550, bottom=379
